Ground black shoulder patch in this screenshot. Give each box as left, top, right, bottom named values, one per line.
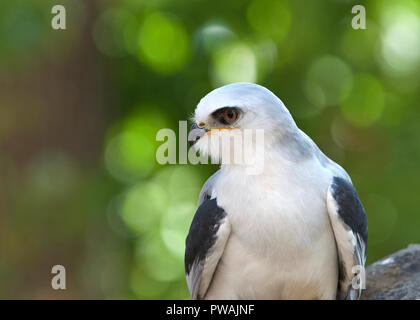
left=331, top=177, right=368, bottom=243
left=185, top=198, right=226, bottom=275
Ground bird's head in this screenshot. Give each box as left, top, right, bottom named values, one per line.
left=188, top=82, right=297, bottom=166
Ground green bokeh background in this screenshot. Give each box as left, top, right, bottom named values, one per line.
left=0, top=0, right=419, bottom=299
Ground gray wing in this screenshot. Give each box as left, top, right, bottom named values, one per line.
left=185, top=197, right=231, bottom=299
left=185, top=171, right=230, bottom=300
left=326, top=176, right=368, bottom=300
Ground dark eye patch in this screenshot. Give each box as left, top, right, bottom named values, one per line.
left=211, top=107, right=241, bottom=126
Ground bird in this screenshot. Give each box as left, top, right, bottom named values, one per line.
left=184, top=82, right=368, bottom=300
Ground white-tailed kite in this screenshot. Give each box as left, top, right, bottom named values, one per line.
left=185, top=83, right=368, bottom=300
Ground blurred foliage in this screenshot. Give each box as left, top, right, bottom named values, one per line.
left=0, top=0, right=419, bottom=299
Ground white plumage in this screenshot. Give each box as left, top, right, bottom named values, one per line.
left=185, top=83, right=368, bottom=300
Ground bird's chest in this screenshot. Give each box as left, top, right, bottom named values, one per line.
left=213, top=167, right=330, bottom=255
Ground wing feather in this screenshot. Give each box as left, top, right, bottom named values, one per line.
left=185, top=197, right=231, bottom=299
left=326, top=176, right=368, bottom=300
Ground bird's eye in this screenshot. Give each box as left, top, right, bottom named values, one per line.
left=212, top=107, right=240, bottom=125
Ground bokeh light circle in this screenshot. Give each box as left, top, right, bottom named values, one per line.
left=247, top=0, right=292, bottom=43
left=120, top=182, right=168, bottom=235
left=137, top=12, right=190, bottom=74
left=340, top=22, right=379, bottom=67
left=104, top=110, right=168, bottom=183
left=195, top=21, right=236, bottom=53
left=340, top=73, right=385, bottom=127
left=211, top=41, right=257, bottom=86
left=105, top=131, right=155, bottom=182
left=136, top=235, right=184, bottom=282
left=379, top=7, right=420, bottom=76
left=304, top=55, right=353, bottom=108
left=160, top=201, right=196, bottom=259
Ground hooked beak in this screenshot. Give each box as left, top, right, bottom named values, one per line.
left=188, top=123, right=209, bottom=147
